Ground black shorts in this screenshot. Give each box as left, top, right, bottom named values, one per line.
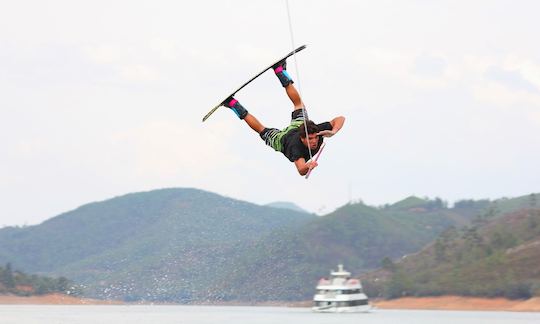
left=259, top=109, right=308, bottom=152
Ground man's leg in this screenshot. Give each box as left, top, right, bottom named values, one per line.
left=285, top=84, right=304, bottom=110
left=223, top=97, right=265, bottom=133
left=243, top=113, right=265, bottom=133
left=273, top=60, right=304, bottom=110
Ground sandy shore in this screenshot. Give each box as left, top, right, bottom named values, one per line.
left=1, top=294, right=539, bottom=312
left=373, top=296, right=540, bottom=312
left=0, top=293, right=121, bottom=305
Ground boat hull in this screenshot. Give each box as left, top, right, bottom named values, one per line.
left=312, top=305, right=372, bottom=313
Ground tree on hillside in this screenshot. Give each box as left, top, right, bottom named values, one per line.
left=454, top=199, right=474, bottom=209
left=453, top=199, right=490, bottom=210
left=55, top=277, right=72, bottom=293
left=384, top=268, right=414, bottom=299
left=0, top=263, right=80, bottom=296
left=381, top=257, right=396, bottom=272
left=434, top=238, right=447, bottom=262
left=529, top=194, right=537, bottom=208
left=527, top=208, right=540, bottom=229
left=1, top=263, right=16, bottom=289
left=490, top=230, right=518, bottom=250
left=429, top=197, right=447, bottom=210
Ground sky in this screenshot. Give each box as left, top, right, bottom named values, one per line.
left=1, top=0, right=540, bottom=227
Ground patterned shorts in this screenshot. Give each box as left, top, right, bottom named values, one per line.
left=259, top=109, right=308, bottom=152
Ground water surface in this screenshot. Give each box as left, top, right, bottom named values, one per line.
left=0, top=305, right=538, bottom=324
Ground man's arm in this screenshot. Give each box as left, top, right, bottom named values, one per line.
left=318, top=116, right=345, bottom=137
left=294, top=158, right=318, bottom=176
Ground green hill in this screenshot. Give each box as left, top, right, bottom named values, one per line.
left=198, top=193, right=539, bottom=301
left=0, top=189, right=537, bottom=302
left=361, top=207, right=540, bottom=299
left=210, top=200, right=477, bottom=301
left=0, top=188, right=314, bottom=301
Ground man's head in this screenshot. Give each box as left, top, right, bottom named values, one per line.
left=299, top=120, right=319, bottom=150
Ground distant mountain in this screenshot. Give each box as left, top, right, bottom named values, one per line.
left=0, top=188, right=314, bottom=301
left=0, top=189, right=537, bottom=302
left=211, top=200, right=472, bottom=301
left=265, top=201, right=310, bottom=214
left=198, top=193, right=540, bottom=301
left=361, top=206, right=540, bottom=300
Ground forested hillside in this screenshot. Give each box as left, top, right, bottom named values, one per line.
left=362, top=206, right=540, bottom=299
left=0, top=189, right=537, bottom=302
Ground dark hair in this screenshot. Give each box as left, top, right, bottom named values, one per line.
left=299, top=120, right=319, bottom=138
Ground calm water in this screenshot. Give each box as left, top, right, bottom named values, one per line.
left=0, top=305, right=539, bottom=324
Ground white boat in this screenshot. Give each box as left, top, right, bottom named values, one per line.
left=312, top=264, right=371, bottom=313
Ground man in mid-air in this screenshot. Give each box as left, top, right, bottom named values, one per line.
left=222, top=59, right=345, bottom=176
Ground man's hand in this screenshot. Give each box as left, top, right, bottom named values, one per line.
left=295, top=158, right=318, bottom=176
left=327, top=116, right=345, bottom=137
left=307, top=160, right=319, bottom=170
left=317, top=130, right=335, bottom=138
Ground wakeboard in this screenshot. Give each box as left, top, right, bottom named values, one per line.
left=202, top=45, right=307, bottom=122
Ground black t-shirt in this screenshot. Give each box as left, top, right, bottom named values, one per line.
left=281, top=122, right=332, bottom=162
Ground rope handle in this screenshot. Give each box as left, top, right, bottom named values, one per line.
left=305, top=142, right=326, bottom=179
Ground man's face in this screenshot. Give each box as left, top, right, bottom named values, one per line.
left=301, top=133, right=319, bottom=150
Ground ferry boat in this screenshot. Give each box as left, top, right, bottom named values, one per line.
left=312, top=264, right=371, bottom=313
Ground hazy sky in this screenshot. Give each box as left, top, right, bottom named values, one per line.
left=1, top=0, right=540, bottom=226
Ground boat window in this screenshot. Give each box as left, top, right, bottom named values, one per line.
left=315, top=300, right=369, bottom=307
left=351, top=299, right=369, bottom=306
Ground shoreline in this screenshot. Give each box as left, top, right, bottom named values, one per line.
left=372, top=296, right=540, bottom=312
left=0, top=293, right=121, bottom=305
left=1, top=294, right=540, bottom=312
